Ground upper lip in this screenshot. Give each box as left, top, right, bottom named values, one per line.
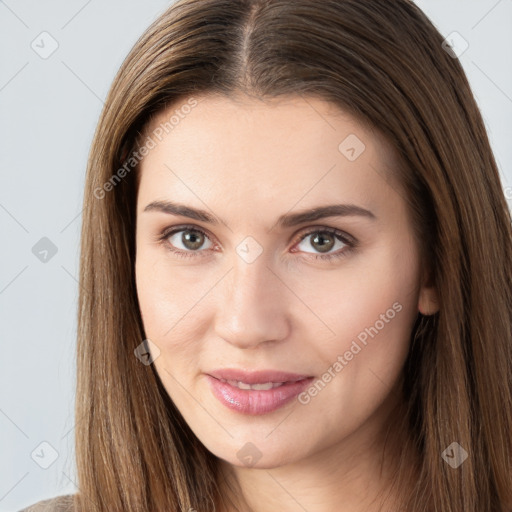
left=207, top=368, right=313, bottom=384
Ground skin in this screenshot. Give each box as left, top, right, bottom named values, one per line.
left=134, top=93, right=439, bottom=512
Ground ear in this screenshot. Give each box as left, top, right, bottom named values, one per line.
left=417, top=268, right=439, bottom=316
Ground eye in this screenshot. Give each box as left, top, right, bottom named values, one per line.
left=158, top=225, right=214, bottom=258
left=291, top=227, right=356, bottom=261
left=157, top=224, right=357, bottom=261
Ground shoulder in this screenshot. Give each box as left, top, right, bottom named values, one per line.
left=18, top=494, right=75, bottom=512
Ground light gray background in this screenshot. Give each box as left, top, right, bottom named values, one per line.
left=1, top=1, right=511, bottom=510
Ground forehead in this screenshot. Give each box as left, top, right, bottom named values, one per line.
left=136, top=93, right=401, bottom=222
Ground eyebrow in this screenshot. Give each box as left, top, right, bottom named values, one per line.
left=143, top=200, right=376, bottom=228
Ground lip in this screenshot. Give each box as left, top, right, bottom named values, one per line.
left=205, top=369, right=314, bottom=415
left=207, top=368, right=311, bottom=384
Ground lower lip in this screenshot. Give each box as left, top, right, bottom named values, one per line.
left=205, top=375, right=314, bottom=415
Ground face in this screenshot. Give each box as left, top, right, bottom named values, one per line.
left=135, top=93, right=433, bottom=469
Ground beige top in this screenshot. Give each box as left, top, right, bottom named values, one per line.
left=18, top=494, right=75, bottom=512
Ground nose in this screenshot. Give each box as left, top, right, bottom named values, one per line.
left=213, top=254, right=291, bottom=349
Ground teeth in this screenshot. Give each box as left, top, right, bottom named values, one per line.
left=220, top=379, right=285, bottom=390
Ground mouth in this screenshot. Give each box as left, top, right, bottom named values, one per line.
left=206, top=368, right=312, bottom=385
left=216, top=379, right=289, bottom=390
left=205, top=368, right=314, bottom=415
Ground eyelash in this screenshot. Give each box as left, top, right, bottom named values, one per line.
left=156, top=224, right=357, bottom=262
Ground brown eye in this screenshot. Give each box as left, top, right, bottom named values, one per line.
left=295, top=229, right=350, bottom=256
left=165, top=228, right=213, bottom=253
left=158, top=225, right=356, bottom=262
left=309, top=232, right=336, bottom=253
left=290, top=226, right=357, bottom=262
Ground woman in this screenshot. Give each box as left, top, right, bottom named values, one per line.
left=21, top=0, right=512, bottom=510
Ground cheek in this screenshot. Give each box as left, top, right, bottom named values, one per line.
left=299, top=255, right=420, bottom=434
left=307, top=240, right=420, bottom=377
left=135, top=249, right=213, bottom=364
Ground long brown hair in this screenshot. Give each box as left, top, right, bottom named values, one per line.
left=75, top=0, right=512, bottom=510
